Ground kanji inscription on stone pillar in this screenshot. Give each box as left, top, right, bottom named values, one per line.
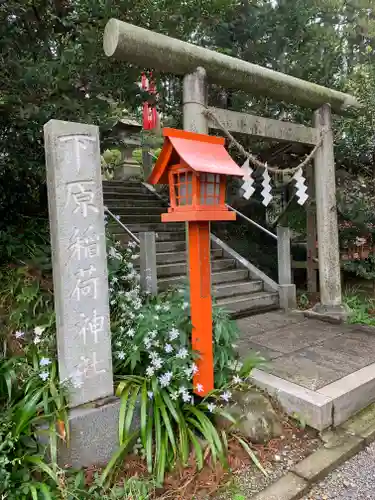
left=44, top=120, right=113, bottom=407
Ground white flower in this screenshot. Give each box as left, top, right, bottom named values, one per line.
left=115, top=214, right=121, bottom=221
left=109, top=287, right=114, bottom=293
left=179, top=386, right=187, bottom=394
left=162, top=304, right=170, bottom=311
left=39, top=357, right=51, bottom=367
left=152, top=358, right=163, bottom=370
left=110, top=299, right=116, bottom=305
left=192, top=363, right=199, bottom=374
left=149, top=330, right=157, bottom=339
left=128, top=262, right=134, bottom=269
left=126, top=328, right=135, bottom=338
left=169, top=328, right=180, bottom=341
left=144, top=338, right=152, bottom=349
left=147, top=391, right=154, bottom=400
left=176, top=348, right=188, bottom=359
left=181, top=391, right=191, bottom=403
left=170, top=391, right=179, bottom=401
left=129, top=312, right=135, bottom=319
left=207, top=403, right=216, bottom=413
left=111, top=276, right=118, bottom=284
left=138, top=313, right=144, bottom=320
left=131, top=254, right=139, bottom=260
left=196, top=383, right=204, bottom=393
left=39, top=371, right=49, bottom=381
left=109, top=247, right=122, bottom=260
left=183, top=301, right=189, bottom=309
left=221, top=391, right=232, bottom=402
left=155, top=304, right=162, bottom=311
left=146, top=366, right=155, bottom=377
left=116, top=341, right=122, bottom=347
left=153, top=340, right=160, bottom=348
left=233, top=375, right=242, bottom=385
left=164, top=344, right=173, bottom=353
left=153, top=315, right=159, bottom=321
left=34, top=326, right=45, bottom=337
left=34, top=336, right=41, bottom=345
left=15, top=330, right=24, bottom=339
left=149, top=351, right=159, bottom=360
left=159, top=371, right=173, bottom=388
left=128, top=240, right=137, bottom=249
left=117, top=351, right=126, bottom=360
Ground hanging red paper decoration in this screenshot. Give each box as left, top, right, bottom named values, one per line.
left=141, top=71, right=158, bottom=130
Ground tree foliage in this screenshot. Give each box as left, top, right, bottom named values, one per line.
left=1, top=0, right=375, bottom=226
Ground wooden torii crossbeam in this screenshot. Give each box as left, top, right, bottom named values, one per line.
left=103, top=19, right=360, bottom=320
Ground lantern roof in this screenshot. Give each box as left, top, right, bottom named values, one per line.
left=147, top=128, right=244, bottom=184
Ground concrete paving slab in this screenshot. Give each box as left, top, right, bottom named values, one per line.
left=295, top=344, right=368, bottom=375
left=251, top=472, right=309, bottom=500
left=264, top=355, right=345, bottom=390
left=250, top=323, right=343, bottom=355
left=236, top=338, right=284, bottom=361
left=236, top=311, right=304, bottom=336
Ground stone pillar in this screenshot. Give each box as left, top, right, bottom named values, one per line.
left=313, top=104, right=346, bottom=319
left=44, top=120, right=113, bottom=407
left=277, top=226, right=296, bottom=310
left=183, top=67, right=208, bottom=133
left=306, top=165, right=318, bottom=293
left=183, top=67, right=209, bottom=281
left=139, top=232, right=157, bottom=296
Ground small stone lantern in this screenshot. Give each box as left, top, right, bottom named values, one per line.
left=113, top=118, right=142, bottom=181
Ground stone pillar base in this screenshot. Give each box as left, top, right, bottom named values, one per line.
left=58, top=397, right=140, bottom=468
left=279, top=284, right=297, bottom=311
left=305, top=303, right=348, bottom=324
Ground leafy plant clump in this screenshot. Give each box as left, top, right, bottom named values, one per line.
left=0, top=217, right=262, bottom=494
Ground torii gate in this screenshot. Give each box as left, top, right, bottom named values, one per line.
left=103, top=18, right=361, bottom=319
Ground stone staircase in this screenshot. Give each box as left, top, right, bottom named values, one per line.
left=103, top=180, right=280, bottom=317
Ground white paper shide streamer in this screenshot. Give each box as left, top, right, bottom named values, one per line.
left=240, top=159, right=255, bottom=200
left=261, top=165, right=273, bottom=207
left=292, top=168, right=308, bottom=205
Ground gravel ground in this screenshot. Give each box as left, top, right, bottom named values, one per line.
left=303, top=441, right=375, bottom=500
left=215, top=430, right=321, bottom=499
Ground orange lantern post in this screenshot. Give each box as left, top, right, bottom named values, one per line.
left=148, top=128, right=244, bottom=396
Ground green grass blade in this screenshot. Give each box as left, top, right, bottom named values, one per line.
left=38, top=482, right=54, bottom=500
left=155, top=429, right=167, bottom=487
left=233, top=435, right=268, bottom=477
left=29, top=484, right=39, bottom=500
left=187, top=428, right=203, bottom=470
left=124, top=384, right=141, bottom=435
left=161, top=390, right=180, bottom=423
left=118, top=384, right=132, bottom=444
left=25, top=456, right=59, bottom=484
left=141, top=380, right=148, bottom=447
left=155, top=391, right=176, bottom=455
left=146, top=409, right=153, bottom=473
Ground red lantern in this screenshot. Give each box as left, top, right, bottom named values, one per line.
left=148, top=128, right=243, bottom=395
left=141, top=71, right=158, bottom=130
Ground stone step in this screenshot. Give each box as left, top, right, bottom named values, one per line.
left=212, top=280, right=263, bottom=299
left=113, top=231, right=187, bottom=244
left=103, top=181, right=143, bottom=187
left=158, top=268, right=249, bottom=291
left=217, top=292, right=279, bottom=317
left=126, top=223, right=184, bottom=233
left=110, top=214, right=164, bottom=224
left=154, top=248, right=223, bottom=264
left=157, top=258, right=235, bottom=278
left=105, top=206, right=166, bottom=215
left=103, top=191, right=155, bottom=200
left=104, top=198, right=163, bottom=208
left=156, top=240, right=186, bottom=252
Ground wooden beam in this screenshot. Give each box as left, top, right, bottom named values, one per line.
left=208, top=107, right=319, bottom=145
left=103, top=19, right=361, bottom=115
